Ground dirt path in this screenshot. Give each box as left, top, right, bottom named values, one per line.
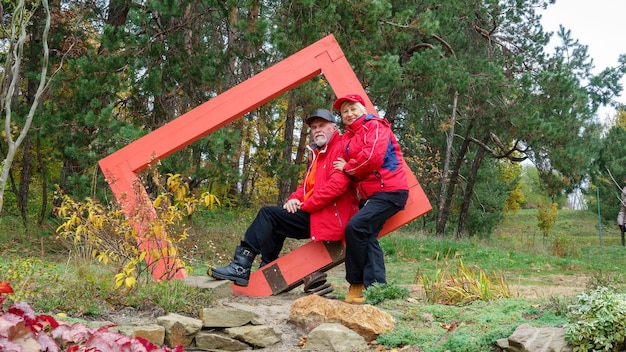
left=509, top=274, right=587, bottom=299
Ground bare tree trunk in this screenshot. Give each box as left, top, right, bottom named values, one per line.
left=239, top=129, right=252, bottom=203
left=226, top=3, right=258, bottom=204
left=456, top=133, right=488, bottom=238
left=0, top=144, right=20, bottom=216
left=278, top=97, right=296, bottom=203
left=17, top=137, right=33, bottom=225
left=436, top=92, right=458, bottom=235
left=435, top=140, right=466, bottom=237
left=0, top=0, right=51, bottom=214
left=36, top=131, right=48, bottom=224
left=16, top=1, right=46, bottom=226
left=293, top=113, right=308, bottom=192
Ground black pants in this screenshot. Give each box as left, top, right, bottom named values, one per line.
left=242, top=206, right=311, bottom=263
left=345, top=191, right=408, bottom=287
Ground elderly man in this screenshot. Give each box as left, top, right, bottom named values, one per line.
left=208, top=109, right=358, bottom=286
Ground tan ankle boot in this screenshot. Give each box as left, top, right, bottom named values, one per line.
left=345, top=284, right=365, bottom=304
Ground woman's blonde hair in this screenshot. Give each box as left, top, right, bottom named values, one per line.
left=341, top=101, right=367, bottom=116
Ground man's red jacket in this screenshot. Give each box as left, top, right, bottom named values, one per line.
left=290, top=130, right=358, bottom=241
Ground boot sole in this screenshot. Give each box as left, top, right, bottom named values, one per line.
left=208, top=268, right=249, bottom=286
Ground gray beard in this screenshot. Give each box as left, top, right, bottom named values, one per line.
left=315, top=137, right=327, bottom=147
left=314, top=136, right=328, bottom=148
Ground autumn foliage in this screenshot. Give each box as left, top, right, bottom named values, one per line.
left=0, top=282, right=183, bottom=351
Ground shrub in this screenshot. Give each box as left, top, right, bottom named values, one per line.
left=551, top=232, right=581, bottom=258
left=0, top=281, right=183, bottom=351
left=537, top=202, right=558, bottom=240
left=564, top=287, right=626, bottom=352
left=586, top=271, right=626, bottom=292
left=363, top=283, right=410, bottom=305
left=54, top=171, right=219, bottom=288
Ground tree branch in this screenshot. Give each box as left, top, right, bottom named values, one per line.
left=468, top=132, right=528, bottom=162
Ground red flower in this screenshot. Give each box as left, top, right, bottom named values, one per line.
left=0, top=282, right=13, bottom=294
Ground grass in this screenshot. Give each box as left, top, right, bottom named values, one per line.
left=382, top=208, right=625, bottom=283
left=1, top=207, right=626, bottom=351
left=371, top=208, right=626, bottom=351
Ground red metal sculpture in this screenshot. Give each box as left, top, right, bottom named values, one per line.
left=98, top=34, right=432, bottom=295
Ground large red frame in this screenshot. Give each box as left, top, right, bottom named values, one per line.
left=98, top=34, right=432, bottom=293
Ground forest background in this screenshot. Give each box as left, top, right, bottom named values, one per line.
left=4, top=2, right=626, bottom=350
left=2, top=0, right=626, bottom=243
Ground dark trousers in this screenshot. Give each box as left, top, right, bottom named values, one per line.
left=345, top=191, right=408, bottom=287
left=242, top=206, right=311, bottom=263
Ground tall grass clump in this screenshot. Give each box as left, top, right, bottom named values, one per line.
left=416, top=253, right=513, bottom=305
left=551, top=232, right=582, bottom=258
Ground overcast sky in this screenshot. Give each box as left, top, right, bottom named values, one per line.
left=539, top=0, right=626, bottom=122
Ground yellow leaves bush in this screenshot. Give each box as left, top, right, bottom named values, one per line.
left=499, top=161, right=525, bottom=215
left=115, top=262, right=138, bottom=289
left=537, top=202, right=558, bottom=239
left=54, top=172, right=219, bottom=290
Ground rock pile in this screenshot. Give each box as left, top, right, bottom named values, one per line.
left=109, top=277, right=577, bottom=352
left=111, top=289, right=395, bottom=351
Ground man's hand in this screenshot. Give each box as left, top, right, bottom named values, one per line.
left=284, top=199, right=302, bottom=213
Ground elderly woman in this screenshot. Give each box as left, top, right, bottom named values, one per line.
left=332, top=94, right=409, bottom=304
left=618, top=176, right=626, bottom=246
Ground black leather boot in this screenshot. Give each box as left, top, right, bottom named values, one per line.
left=208, top=244, right=256, bottom=286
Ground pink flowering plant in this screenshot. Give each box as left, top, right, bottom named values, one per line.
left=0, top=282, right=182, bottom=351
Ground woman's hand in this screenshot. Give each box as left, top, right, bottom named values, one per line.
left=333, top=157, right=347, bottom=171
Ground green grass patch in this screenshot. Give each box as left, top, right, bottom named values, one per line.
left=377, top=296, right=567, bottom=351
left=381, top=208, right=626, bottom=287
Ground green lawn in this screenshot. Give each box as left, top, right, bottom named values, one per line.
left=382, top=208, right=626, bottom=284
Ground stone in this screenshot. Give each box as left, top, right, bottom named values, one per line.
left=156, top=313, right=203, bottom=348
left=306, top=323, right=369, bottom=352
left=225, top=325, right=282, bottom=348
left=115, top=324, right=165, bottom=346
left=194, top=331, right=252, bottom=350
left=496, top=323, right=573, bottom=352
left=199, top=307, right=265, bottom=327
left=181, top=276, right=233, bottom=300
left=288, top=294, right=395, bottom=341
